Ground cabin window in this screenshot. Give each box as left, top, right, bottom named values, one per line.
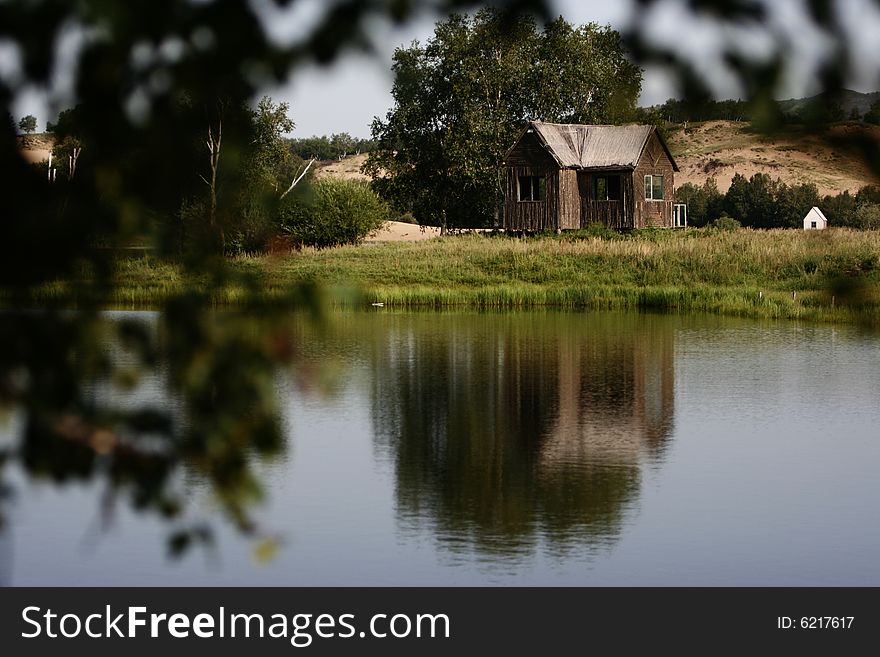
left=593, top=174, right=621, bottom=201
left=811, top=221, right=817, bottom=228
left=644, top=174, right=664, bottom=201
left=518, top=175, right=546, bottom=202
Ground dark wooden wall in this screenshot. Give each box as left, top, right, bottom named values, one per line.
left=504, top=131, right=562, bottom=231
left=632, top=131, right=676, bottom=228
left=504, top=166, right=557, bottom=230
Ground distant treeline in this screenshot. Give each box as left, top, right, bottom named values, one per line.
left=676, top=174, right=880, bottom=229
left=638, top=96, right=880, bottom=127
left=287, top=133, right=377, bottom=161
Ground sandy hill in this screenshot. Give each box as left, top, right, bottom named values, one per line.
left=16, top=133, right=55, bottom=164
left=313, top=152, right=371, bottom=182
left=667, top=120, right=880, bottom=195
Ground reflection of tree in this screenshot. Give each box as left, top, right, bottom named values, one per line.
left=369, top=313, right=676, bottom=558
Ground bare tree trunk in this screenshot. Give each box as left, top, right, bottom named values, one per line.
left=280, top=157, right=316, bottom=199
left=440, top=209, right=448, bottom=236
left=200, top=119, right=223, bottom=252
left=68, top=147, right=81, bottom=181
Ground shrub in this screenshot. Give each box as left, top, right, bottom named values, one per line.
left=279, top=178, right=390, bottom=247
left=710, top=214, right=742, bottom=231
left=572, top=223, right=621, bottom=241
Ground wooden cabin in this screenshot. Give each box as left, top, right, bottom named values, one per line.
left=503, top=121, right=680, bottom=231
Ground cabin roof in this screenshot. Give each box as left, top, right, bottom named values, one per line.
left=507, top=121, right=679, bottom=172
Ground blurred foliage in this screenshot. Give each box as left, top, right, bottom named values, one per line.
left=1, top=0, right=880, bottom=555
left=0, top=0, right=553, bottom=553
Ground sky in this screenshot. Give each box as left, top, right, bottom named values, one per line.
left=5, top=0, right=880, bottom=137
left=256, top=0, right=880, bottom=137
left=261, top=0, right=637, bottom=137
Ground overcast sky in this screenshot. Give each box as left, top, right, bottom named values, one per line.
left=257, top=0, right=880, bottom=137
left=6, top=0, right=880, bottom=137
left=262, top=0, right=638, bottom=137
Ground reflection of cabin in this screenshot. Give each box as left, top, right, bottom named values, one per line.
left=503, top=121, right=680, bottom=231
left=541, top=319, right=675, bottom=470
left=803, top=206, right=828, bottom=230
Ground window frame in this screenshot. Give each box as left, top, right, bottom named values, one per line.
left=644, top=174, right=665, bottom=201
left=517, top=175, right=546, bottom=202
left=593, top=174, right=621, bottom=201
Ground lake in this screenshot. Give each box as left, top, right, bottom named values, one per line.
left=1, top=310, right=878, bottom=586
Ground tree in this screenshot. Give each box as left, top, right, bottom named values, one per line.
left=18, top=115, right=37, bottom=134
left=853, top=204, right=880, bottom=229
left=182, top=96, right=304, bottom=254
left=723, top=173, right=749, bottom=224
left=232, top=96, right=308, bottom=252
left=720, top=174, right=818, bottom=229
left=856, top=185, right=880, bottom=207
left=863, top=100, right=880, bottom=125
left=365, top=10, right=642, bottom=230
left=52, top=136, right=83, bottom=181
left=822, top=190, right=857, bottom=227
left=776, top=182, right=820, bottom=229
left=675, top=177, right=724, bottom=227
left=250, top=96, right=297, bottom=193
left=289, top=134, right=377, bottom=160
left=46, top=106, right=86, bottom=140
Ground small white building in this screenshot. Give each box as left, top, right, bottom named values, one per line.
left=803, top=207, right=828, bottom=230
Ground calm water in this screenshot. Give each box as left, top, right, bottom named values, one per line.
left=1, top=310, right=879, bottom=586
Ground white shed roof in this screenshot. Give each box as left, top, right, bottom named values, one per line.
left=804, top=207, right=828, bottom=223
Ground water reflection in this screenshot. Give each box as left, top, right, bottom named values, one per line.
left=4, top=310, right=880, bottom=584
left=365, top=312, right=676, bottom=560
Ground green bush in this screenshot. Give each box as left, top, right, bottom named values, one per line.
left=578, top=222, right=622, bottom=240
left=279, top=178, right=390, bottom=247
left=710, top=214, right=742, bottom=231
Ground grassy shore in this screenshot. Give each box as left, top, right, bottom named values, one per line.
left=27, top=228, right=880, bottom=324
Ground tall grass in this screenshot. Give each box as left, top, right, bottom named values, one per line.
left=21, top=228, right=880, bottom=324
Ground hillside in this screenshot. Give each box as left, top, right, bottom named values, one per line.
left=16, top=133, right=54, bottom=164
left=778, top=89, right=880, bottom=119
left=313, top=152, right=371, bottom=181
left=667, top=120, right=880, bottom=195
